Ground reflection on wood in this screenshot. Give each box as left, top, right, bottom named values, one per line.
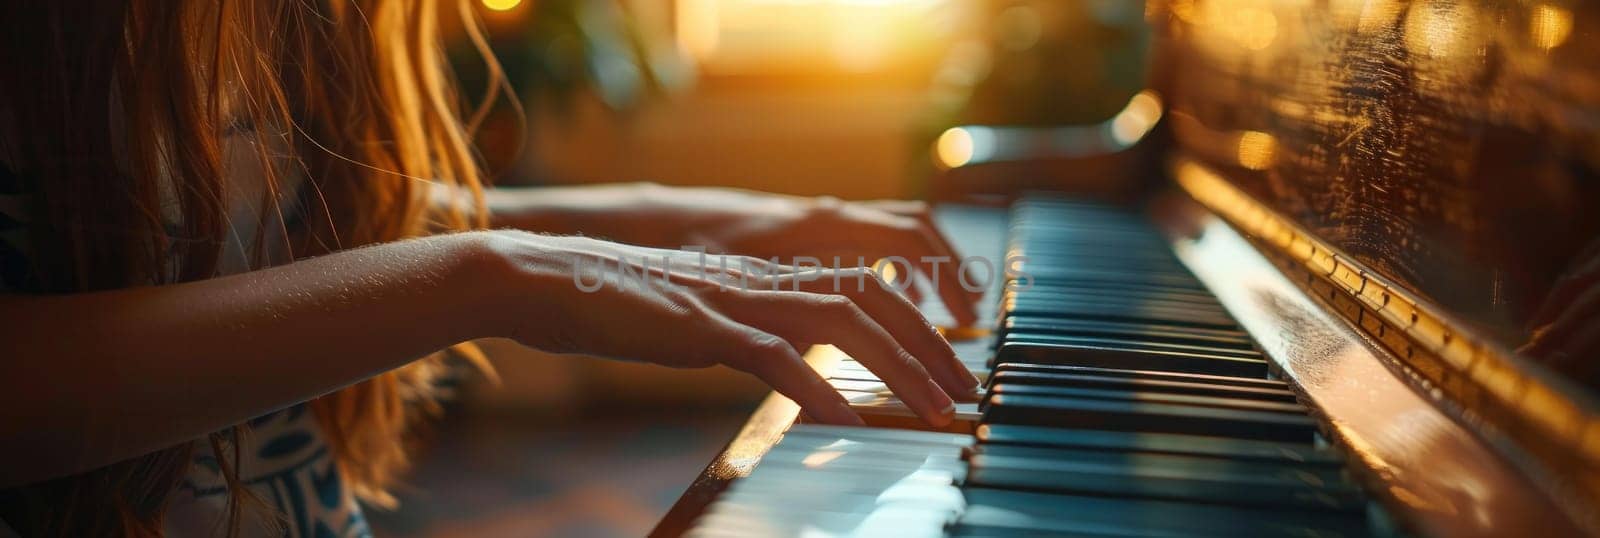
left=648, top=345, right=842, bottom=538
left=1173, top=159, right=1599, bottom=534
left=1154, top=0, right=1600, bottom=387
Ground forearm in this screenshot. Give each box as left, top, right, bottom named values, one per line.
left=0, top=233, right=505, bottom=486
left=476, top=183, right=805, bottom=250
left=480, top=182, right=690, bottom=247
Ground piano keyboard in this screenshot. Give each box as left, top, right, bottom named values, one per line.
left=684, top=196, right=1397, bottom=537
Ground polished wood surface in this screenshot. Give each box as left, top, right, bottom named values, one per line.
left=1162, top=190, right=1588, bottom=536
left=1176, top=158, right=1600, bottom=533
left=1153, top=0, right=1600, bottom=386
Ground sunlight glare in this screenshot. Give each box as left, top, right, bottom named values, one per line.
left=481, top=0, right=521, bottom=12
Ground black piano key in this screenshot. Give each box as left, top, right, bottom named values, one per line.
left=1014, top=256, right=1185, bottom=271
left=1006, top=281, right=1223, bottom=305
left=1012, top=216, right=1149, bottom=225
left=956, top=488, right=1372, bottom=537
left=830, top=358, right=991, bottom=382
left=1006, top=298, right=1236, bottom=327
left=982, top=393, right=1318, bottom=443
left=968, top=442, right=1347, bottom=481
left=1019, top=263, right=1191, bottom=279
left=974, top=424, right=1343, bottom=466
left=1012, top=211, right=1149, bottom=223
left=1009, top=270, right=1208, bottom=291
left=993, top=363, right=1289, bottom=390
left=1010, top=218, right=1153, bottom=231
left=1009, top=235, right=1163, bottom=246
left=1000, top=317, right=1256, bottom=349
left=983, top=384, right=1309, bottom=416
left=965, top=445, right=1365, bottom=513
left=995, top=340, right=1271, bottom=378
left=1005, top=287, right=1230, bottom=309
left=988, top=370, right=1299, bottom=403
left=1001, top=288, right=1231, bottom=310
left=1000, top=332, right=1264, bottom=360
left=1011, top=222, right=1160, bottom=235
left=1010, top=238, right=1169, bottom=250
left=1002, top=301, right=1240, bottom=331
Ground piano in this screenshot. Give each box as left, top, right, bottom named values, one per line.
left=654, top=1, right=1600, bottom=536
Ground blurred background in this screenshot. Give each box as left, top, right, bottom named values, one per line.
left=369, top=1, right=1150, bottom=536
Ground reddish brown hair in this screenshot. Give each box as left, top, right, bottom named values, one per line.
left=0, top=0, right=504, bottom=534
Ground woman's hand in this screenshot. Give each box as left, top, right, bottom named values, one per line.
left=0, top=230, right=976, bottom=485
left=482, top=184, right=985, bottom=327
left=476, top=231, right=981, bottom=427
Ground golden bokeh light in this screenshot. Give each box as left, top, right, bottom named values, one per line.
left=1229, top=7, right=1279, bottom=51
left=1181, top=0, right=1282, bottom=61
left=1530, top=4, right=1574, bottom=51
left=481, top=0, right=521, bottom=11
left=1236, top=130, right=1277, bottom=170
left=935, top=127, right=977, bottom=169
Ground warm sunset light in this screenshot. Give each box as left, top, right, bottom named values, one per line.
left=675, top=0, right=960, bottom=73
left=481, top=0, right=521, bottom=12
left=5, top=1, right=1595, bottom=536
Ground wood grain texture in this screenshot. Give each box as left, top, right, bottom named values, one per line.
left=1153, top=0, right=1600, bottom=359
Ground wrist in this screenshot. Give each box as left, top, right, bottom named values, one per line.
left=444, top=231, right=528, bottom=341
left=451, top=231, right=576, bottom=343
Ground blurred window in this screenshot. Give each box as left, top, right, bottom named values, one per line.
left=675, top=0, right=973, bottom=75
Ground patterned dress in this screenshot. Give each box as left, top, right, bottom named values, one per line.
left=0, top=161, right=373, bottom=538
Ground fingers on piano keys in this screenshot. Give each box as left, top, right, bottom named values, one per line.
left=691, top=197, right=1400, bottom=537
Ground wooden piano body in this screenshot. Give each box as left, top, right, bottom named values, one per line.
left=655, top=1, right=1600, bottom=536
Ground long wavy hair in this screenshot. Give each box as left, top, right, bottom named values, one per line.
left=0, top=0, right=506, bottom=535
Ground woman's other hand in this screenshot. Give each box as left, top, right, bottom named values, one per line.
left=484, top=184, right=986, bottom=327
left=471, top=231, right=982, bottom=427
